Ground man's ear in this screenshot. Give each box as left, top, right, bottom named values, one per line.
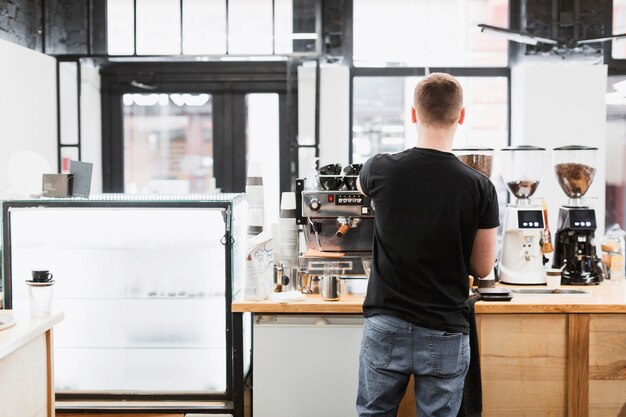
left=458, top=107, right=465, bottom=125
left=411, top=107, right=417, bottom=124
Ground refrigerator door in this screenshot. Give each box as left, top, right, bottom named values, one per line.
left=253, top=314, right=364, bottom=417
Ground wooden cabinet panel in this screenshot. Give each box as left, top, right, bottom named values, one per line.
left=0, top=334, right=49, bottom=417
left=478, top=314, right=567, bottom=356
left=479, top=314, right=568, bottom=417
left=589, top=314, right=626, bottom=417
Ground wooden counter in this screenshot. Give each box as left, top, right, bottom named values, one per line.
left=0, top=310, right=64, bottom=417
left=232, top=282, right=626, bottom=314
left=233, top=283, right=626, bottom=417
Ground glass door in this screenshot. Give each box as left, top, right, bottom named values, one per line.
left=123, top=93, right=215, bottom=194
left=119, top=90, right=283, bottom=222
left=100, top=61, right=296, bottom=196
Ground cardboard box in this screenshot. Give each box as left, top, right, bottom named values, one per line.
left=42, top=174, right=73, bottom=197
left=69, top=160, right=93, bottom=198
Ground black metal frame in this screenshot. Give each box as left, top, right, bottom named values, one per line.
left=99, top=61, right=298, bottom=195
left=1, top=198, right=244, bottom=415
left=56, top=57, right=83, bottom=173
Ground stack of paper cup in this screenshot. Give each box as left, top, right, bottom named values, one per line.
left=279, top=192, right=298, bottom=267
left=246, top=161, right=264, bottom=236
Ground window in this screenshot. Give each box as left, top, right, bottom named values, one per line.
left=107, top=0, right=135, bottom=55
left=136, top=0, right=182, bottom=55
left=353, top=0, right=508, bottom=67
left=352, top=76, right=508, bottom=161
left=350, top=0, right=511, bottom=224
left=228, top=0, right=274, bottom=54
left=182, top=0, right=227, bottom=55
left=106, top=0, right=318, bottom=56
left=613, top=0, right=626, bottom=60
left=59, top=61, right=80, bottom=172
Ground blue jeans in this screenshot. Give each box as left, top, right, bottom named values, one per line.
left=357, top=314, right=470, bottom=417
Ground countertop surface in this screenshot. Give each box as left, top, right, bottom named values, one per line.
left=0, top=310, right=64, bottom=360
left=232, top=282, right=626, bottom=314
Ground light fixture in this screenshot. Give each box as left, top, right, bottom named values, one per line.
left=477, top=24, right=558, bottom=46
left=291, top=33, right=318, bottom=40
left=130, top=80, right=157, bottom=91
left=577, top=33, right=626, bottom=45
left=170, top=93, right=210, bottom=107
left=131, top=94, right=160, bottom=106
left=479, top=23, right=626, bottom=48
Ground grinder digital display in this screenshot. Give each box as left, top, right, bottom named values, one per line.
left=517, top=210, right=544, bottom=229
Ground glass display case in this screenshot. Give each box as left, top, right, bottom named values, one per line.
left=0, top=194, right=246, bottom=407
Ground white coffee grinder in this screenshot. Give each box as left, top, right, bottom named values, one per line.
left=498, top=146, right=548, bottom=284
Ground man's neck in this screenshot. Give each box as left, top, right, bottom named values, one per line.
left=416, top=125, right=456, bottom=153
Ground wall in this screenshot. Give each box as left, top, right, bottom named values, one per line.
left=319, top=64, right=350, bottom=166
left=80, top=60, right=103, bottom=194
left=0, top=0, right=43, bottom=51
left=511, top=63, right=608, bottom=241
left=0, top=37, right=57, bottom=199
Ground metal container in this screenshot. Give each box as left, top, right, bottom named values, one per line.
left=280, top=266, right=300, bottom=292
left=273, top=264, right=284, bottom=292
left=320, top=275, right=342, bottom=301
left=308, top=260, right=353, bottom=301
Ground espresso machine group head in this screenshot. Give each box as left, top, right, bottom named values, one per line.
left=498, top=146, right=548, bottom=285
left=552, top=146, right=604, bottom=285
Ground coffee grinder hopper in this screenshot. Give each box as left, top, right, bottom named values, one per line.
left=501, top=145, right=546, bottom=204
left=553, top=145, right=597, bottom=206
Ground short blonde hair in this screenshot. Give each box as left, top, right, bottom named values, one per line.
left=414, top=73, right=463, bottom=127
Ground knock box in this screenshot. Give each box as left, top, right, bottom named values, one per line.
left=42, top=174, right=73, bottom=197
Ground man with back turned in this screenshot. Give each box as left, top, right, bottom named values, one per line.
left=356, top=73, right=499, bottom=417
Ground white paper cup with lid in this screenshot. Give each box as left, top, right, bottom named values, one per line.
left=545, top=269, right=562, bottom=289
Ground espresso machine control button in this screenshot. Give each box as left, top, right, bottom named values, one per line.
left=309, top=198, right=321, bottom=211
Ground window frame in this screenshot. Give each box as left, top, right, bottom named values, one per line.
left=345, top=0, right=513, bottom=163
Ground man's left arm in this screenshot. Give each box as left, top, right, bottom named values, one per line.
left=357, top=177, right=366, bottom=195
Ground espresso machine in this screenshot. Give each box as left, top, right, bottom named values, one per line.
left=552, top=146, right=604, bottom=285
left=295, top=176, right=374, bottom=278
left=498, top=146, right=548, bottom=284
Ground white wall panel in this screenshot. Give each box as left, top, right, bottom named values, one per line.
left=319, top=64, right=350, bottom=167
left=80, top=60, right=103, bottom=193
left=0, top=38, right=57, bottom=199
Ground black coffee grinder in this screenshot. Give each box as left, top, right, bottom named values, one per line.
left=552, top=146, right=604, bottom=285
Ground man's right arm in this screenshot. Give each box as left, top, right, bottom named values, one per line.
left=357, top=156, right=376, bottom=197
left=469, top=227, right=497, bottom=278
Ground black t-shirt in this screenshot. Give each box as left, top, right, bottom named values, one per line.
left=359, top=147, right=500, bottom=333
